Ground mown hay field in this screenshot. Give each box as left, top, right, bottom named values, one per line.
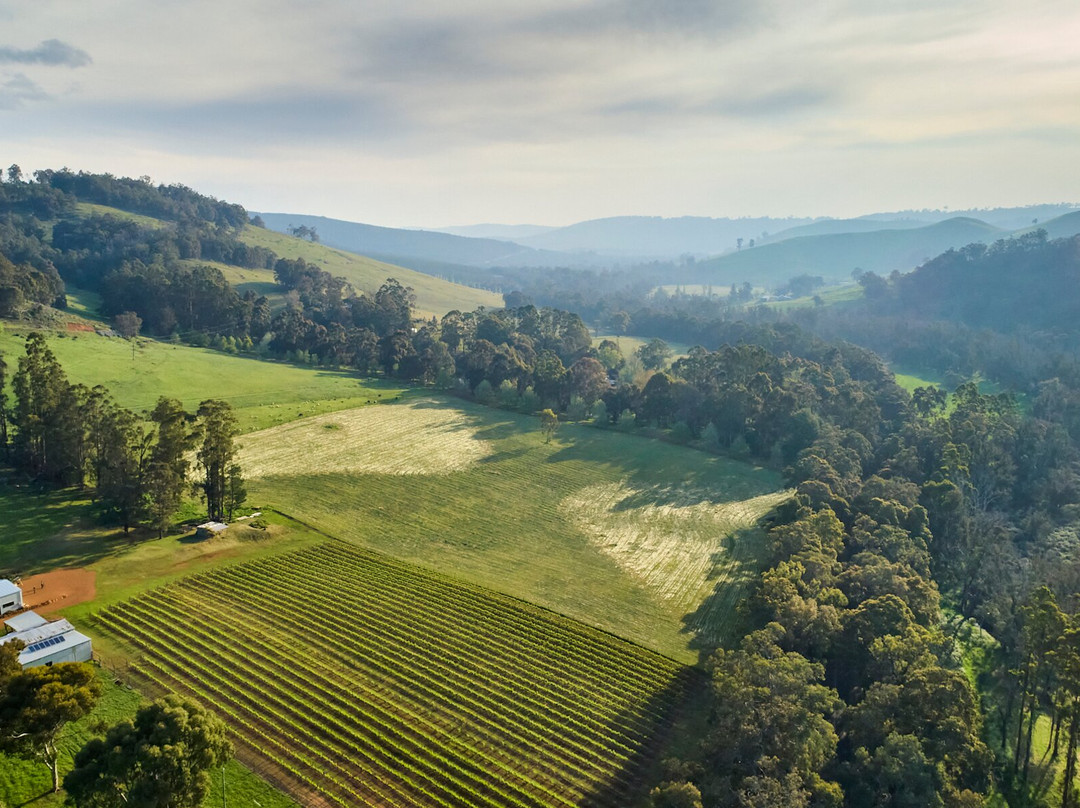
left=240, top=398, right=788, bottom=660
left=94, top=541, right=689, bottom=808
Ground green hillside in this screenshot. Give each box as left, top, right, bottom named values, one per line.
left=0, top=325, right=406, bottom=433
left=690, top=217, right=1003, bottom=286
left=239, top=225, right=503, bottom=318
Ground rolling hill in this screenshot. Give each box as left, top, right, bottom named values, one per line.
left=511, top=215, right=816, bottom=258
left=252, top=212, right=581, bottom=269
left=238, top=224, right=503, bottom=317
left=684, top=216, right=1004, bottom=287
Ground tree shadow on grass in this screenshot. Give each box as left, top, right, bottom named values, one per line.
left=0, top=477, right=131, bottom=576
left=578, top=667, right=708, bottom=808
left=680, top=523, right=775, bottom=664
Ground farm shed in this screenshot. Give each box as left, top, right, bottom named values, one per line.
left=196, top=521, right=228, bottom=539
left=3, top=610, right=47, bottom=633
left=0, top=579, right=23, bottom=615
left=0, top=612, right=93, bottom=668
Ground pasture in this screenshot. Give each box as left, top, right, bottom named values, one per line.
left=0, top=326, right=407, bottom=433
left=93, top=541, right=689, bottom=808
left=239, top=225, right=503, bottom=318
left=241, top=397, right=788, bottom=660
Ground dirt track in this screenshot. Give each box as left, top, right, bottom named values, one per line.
left=16, top=568, right=96, bottom=615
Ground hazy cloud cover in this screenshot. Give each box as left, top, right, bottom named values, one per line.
left=0, top=38, right=91, bottom=67
left=1, top=0, right=1079, bottom=226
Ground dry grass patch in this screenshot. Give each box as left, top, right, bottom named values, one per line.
left=238, top=400, right=493, bottom=478
left=562, top=482, right=791, bottom=615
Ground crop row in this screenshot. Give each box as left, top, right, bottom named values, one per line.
left=116, top=592, right=586, bottom=806
left=97, top=541, right=687, bottom=807
left=211, top=549, right=668, bottom=740
left=181, top=566, right=637, bottom=783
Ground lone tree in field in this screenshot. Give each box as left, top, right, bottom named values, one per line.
left=539, top=408, right=559, bottom=443
left=0, top=662, right=101, bottom=793
left=65, top=696, right=233, bottom=808
left=112, top=311, right=142, bottom=339
left=196, top=399, right=240, bottom=522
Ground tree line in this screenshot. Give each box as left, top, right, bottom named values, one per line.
left=1, top=334, right=245, bottom=531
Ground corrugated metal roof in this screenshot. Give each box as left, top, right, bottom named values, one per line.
left=0, top=618, right=76, bottom=647
left=3, top=611, right=47, bottom=633
left=0, top=579, right=20, bottom=598
left=18, top=629, right=92, bottom=666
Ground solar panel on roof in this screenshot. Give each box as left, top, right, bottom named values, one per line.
left=25, top=635, right=67, bottom=653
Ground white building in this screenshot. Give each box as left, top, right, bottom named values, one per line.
left=0, top=579, right=23, bottom=616
left=0, top=610, right=93, bottom=668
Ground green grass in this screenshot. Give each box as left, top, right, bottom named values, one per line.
left=239, top=225, right=502, bottom=319
left=0, top=325, right=408, bottom=433
left=73, top=202, right=167, bottom=229
left=241, top=397, right=787, bottom=661
left=0, top=666, right=299, bottom=808
left=765, top=283, right=864, bottom=311
left=180, top=260, right=284, bottom=307
left=93, top=541, right=688, bottom=808
left=593, top=333, right=693, bottom=360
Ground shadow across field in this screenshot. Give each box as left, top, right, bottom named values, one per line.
left=579, top=667, right=708, bottom=808
left=0, top=479, right=127, bottom=576
left=681, top=523, right=775, bottom=662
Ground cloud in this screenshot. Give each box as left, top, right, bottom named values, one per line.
left=0, top=73, right=49, bottom=109
left=0, top=39, right=92, bottom=68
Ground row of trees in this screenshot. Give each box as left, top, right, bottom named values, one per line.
left=1, top=334, right=245, bottom=530
left=0, top=643, right=231, bottom=801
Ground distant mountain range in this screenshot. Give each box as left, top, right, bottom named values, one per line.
left=254, top=203, right=1080, bottom=289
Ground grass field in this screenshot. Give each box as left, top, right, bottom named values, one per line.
left=764, top=282, right=864, bottom=311
left=239, top=225, right=502, bottom=318
left=93, top=541, right=688, bottom=808
left=241, top=397, right=788, bottom=660
left=0, top=325, right=407, bottom=433
left=591, top=334, right=693, bottom=362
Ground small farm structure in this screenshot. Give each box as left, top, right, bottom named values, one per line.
left=196, top=521, right=228, bottom=539
left=1, top=611, right=93, bottom=668
left=0, top=579, right=23, bottom=615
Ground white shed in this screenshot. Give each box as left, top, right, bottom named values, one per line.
left=3, top=611, right=47, bottom=633
left=0, top=612, right=93, bottom=668
left=0, top=579, right=22, bottom=616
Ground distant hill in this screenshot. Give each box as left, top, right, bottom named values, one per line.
left=513, top=215, right=817, bottom=258
left=858, top=203, right=1080, bottom=230
left=432, top=223, right=556, bottom=240
left=253, top=212, right=583, bottom=269
left=761, top=218, right=930, bottom=243
left=1016, top=210, right=1080, bottom=240
left=684, top=217, right=1003, bottom=287
left=887, top=231, right=1080, bottom=337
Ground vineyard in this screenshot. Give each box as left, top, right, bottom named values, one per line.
left=93, top=541, right=690, bottom=808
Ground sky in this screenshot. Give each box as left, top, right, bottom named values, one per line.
left=2, top=0, right=1079, bottom=228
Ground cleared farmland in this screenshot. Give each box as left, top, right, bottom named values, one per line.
left=241, top=398, right=788, bottom=659
left=561, top=483, right=790, bottom=617
left=239, top=402, right=494, bottom=477
left=94, top=541, right=689, bottom=808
